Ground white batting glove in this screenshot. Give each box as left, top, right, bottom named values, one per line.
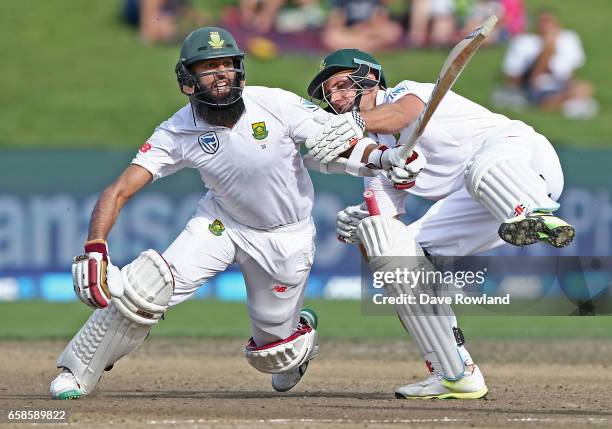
left=380, top=147, right=427, bottom=190
left=305, top=111, right=365, bottom=165
left=337, top=203, right=370, bottom=244
left=72, top=239, right=124, bottom=309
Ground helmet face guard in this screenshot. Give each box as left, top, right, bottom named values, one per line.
left=319, top=60, right=381, bottom=114
left=175, top=56, right=245, bottom=107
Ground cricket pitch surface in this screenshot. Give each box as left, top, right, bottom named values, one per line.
left=2, top=338, right=611, bottom=428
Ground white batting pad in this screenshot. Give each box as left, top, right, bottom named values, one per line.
left=57, top=249, right=174, bottom=393
left=464, top=146, right=560, bottom=221
left=357, top=217, right=466, bottom=380
left=57, top=303, right=151, bottom=394
left=244, top=324, right=318, bottom=374
left=114, top=249, right=174, bottom=325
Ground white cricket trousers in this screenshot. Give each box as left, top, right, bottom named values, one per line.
left=162, top=199, right=316, bottom=346
left=365, top=123, right=564, bottom=256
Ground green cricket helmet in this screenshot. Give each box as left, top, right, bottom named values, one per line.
left=175, top=27, right=245, bottom=106
left=307, top=49, right=387, bottom=113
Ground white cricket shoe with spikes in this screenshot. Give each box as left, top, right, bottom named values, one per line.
left=271, top=308, right=318, bottom=392
left=50, top=368, right=85, bottom=400
left=395, top=365, right=488, bottom=399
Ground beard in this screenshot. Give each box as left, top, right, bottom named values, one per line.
left=191, top=77, right=245, bottom=127
left=192, top=95, right=246, bottom=127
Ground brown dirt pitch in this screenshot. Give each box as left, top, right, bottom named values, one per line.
left=1, top=339, right=611, bottom=429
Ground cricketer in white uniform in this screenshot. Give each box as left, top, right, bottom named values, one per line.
left=49, top=27, right=332, bottom=400
left=304, top=49, right=575, bottom=399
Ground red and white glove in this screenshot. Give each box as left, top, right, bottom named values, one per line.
left=380, top=147, right=427, bottom=190
left=72, top=239, right=123, bottom=309
left=305, top=111, right=365, bottom=164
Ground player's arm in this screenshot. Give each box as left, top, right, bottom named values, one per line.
left=322, top=94, right=424, bottom=166
left=308, top=94, right=423, bottom=160
left=360, top=94, right=424, bottom=135
left=71, top=164, right=152, bottom=310
left=88, top=164, right=152, bottom=241
left=305, top=92, right=425, bottom=165
left=304, top=93, right=426, bottom=187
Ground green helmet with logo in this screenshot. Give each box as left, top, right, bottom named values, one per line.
left=307, top=49, right=387, bottom=102
left=175, top=27, right=245, bottom=106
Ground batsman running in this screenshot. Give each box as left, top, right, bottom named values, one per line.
left=302, top=40, right=575, bottom=399
left=50, top=27, right=332, bottom=399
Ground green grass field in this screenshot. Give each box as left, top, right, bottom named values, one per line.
left=2, top=2, right=611, bottom=344
left=1, top=0, right=610, bottom=149
left=1, top=300, right=610, bottom=340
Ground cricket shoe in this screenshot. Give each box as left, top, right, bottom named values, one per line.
left=272, top=308, right=319, bottom=393
left=498, top=212, right=575, bottom=248
left=395, top=365, right=488, bottom=399
left=50, top=368, right=85, bottom=400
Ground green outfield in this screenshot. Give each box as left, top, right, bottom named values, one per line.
left=1, top=0, right=610, bottom=149
left=1, top=300, right=610, bottom=340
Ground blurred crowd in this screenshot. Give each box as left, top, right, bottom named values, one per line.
left=122, top=0, right=597, bottom=119
left=235, top=0, right=525, bottom=52
left=123, top=0, right=525, bottom=49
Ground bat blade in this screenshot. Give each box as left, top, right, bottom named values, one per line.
left=397, top=15, right=498, bottom=159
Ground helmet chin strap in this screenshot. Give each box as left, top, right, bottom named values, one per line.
left=352, top=94, right=363, bottom=112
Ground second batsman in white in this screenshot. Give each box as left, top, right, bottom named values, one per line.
left=50, top=27, right=328, bottom=400
left=304, top=48, right=575, bottom=399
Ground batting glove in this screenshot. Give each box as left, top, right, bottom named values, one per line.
left=72, top=239, right=124, bottom=309
left=380, top=147, right=426, bottom=190
left=336, top=203, right=370, bottom=244
left=305, top=111, right=365, bottom=165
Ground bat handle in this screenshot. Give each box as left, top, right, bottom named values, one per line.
left=397, top=145, right=413, bottom=161
left=363, top=189, right=380, bottom=216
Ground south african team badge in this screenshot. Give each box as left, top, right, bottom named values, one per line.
left=251, top=122, right=269, bottom=140
left=208, top=219, right=225, bottom=236
left=208, top=32, right=225, bottom=49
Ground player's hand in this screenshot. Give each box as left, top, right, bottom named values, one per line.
left=305, top=111, right=365, bottom=165
left=72, top=239, right=124, bottom=309
left=337, top=203, right=370, bottom=244
left=381, top=147, right=426, bottom=190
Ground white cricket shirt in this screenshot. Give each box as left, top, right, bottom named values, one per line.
left=132, top=86, right=329, bottom=229
left=368, top=80, right=529, bottom=199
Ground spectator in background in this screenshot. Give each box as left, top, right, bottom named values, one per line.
left=407, top=0, right=524, bottom=48
left=499, top=0, right=526, bottom=37
left=239, top=0, right=287, bottom=34
left=408, top=0, right=456, bottom=47
left=123, top=0, right=206, bottom=44
left=276, top=0, right=326, bottom=34
left=321, top=0, right=403, bottom=52
left=459, top=0, right=504, bottom=44
left=494, top=10, right=597, bottom=119
left=239, top=0, right=325, bottom=34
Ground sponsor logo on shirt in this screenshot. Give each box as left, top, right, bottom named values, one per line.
left=251, top=121, right=269, bottom=140
left=272, top=284, right=288, bottom=293
left=208, top=219, right=225, bottom=236
left=198, top=131, right=219, bottom=155
left=389, top=85, right=408, bottom=101
left=139, top=141, right=152, bottom=153
left=300, top=98, right=319, bottom=112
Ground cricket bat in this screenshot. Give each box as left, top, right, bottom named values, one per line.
left=397, top=15, right=498, bottom=160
